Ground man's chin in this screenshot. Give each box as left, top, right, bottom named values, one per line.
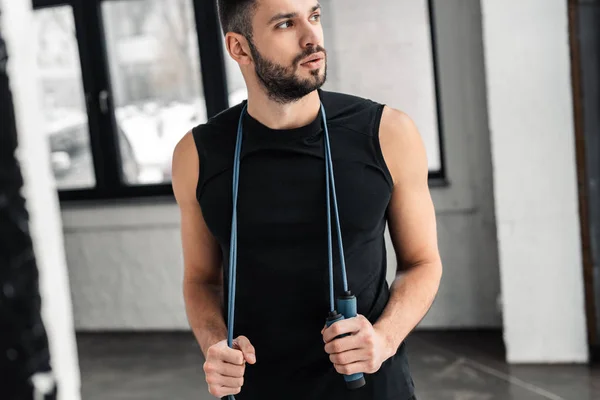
left=302, top=66, right=325, bottom=76
left=297, top=71, right=326, bottom=86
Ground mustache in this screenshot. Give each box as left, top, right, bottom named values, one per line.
left=293, top=45, right=327, bottom=66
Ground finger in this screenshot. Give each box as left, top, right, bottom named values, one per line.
left=333, top=360, right=370, bottom=376
left=324, top=334, right=362, bottom=355
left=322, top=318, right=362, bottom=343
left=233, top=335, right=257, bottom=364
left=219, top=346, right=245, bottom=365
left=329, top=349, right=370, bottom=366
left=208, top=384, right=241, bottom=398
left=206, top=373, right=244, bottom=389
left=215, top=360, right=246, bottom=378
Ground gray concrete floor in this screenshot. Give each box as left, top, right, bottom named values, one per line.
left=76, top=331, right=599, bottom=400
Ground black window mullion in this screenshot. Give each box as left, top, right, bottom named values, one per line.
left=193, top=0, right=229, bottom=117
left=77, top=0, right=122, bottom=196
left=426, top=0, right=447, bottom=184
left=63, top=0, right=105, bottom=198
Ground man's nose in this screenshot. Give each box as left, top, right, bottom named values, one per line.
left=300, top=22, right=321, bottom=49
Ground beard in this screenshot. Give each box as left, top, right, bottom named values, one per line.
left=247, top=38, right=327, bottom=104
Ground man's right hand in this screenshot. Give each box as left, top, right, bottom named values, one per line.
left=204, top=335, right=256, bottom=398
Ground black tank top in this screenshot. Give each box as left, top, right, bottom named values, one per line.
left=192, top=89, right=415, bottom=400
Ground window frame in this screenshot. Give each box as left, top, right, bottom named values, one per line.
left=33, top=0, right=228, bottom=201
left=426, top=0, right=447, bottom=185
left=32, top=0, right=446, bottom=203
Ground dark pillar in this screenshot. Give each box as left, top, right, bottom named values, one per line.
left=0, top=6, right=58, bottom=399
left=570, top=0, right=600, bottom=362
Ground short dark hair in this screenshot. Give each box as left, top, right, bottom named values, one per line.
left=217, top=0, right=257, bottom=38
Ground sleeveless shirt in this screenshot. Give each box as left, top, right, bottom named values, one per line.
left=191, top=89, right=415, bottom=399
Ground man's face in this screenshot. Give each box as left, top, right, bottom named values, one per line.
left=247, top=0, right=327, bottom=103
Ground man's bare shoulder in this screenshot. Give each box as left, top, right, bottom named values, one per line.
left=171, top=131, right=199, bottom=205
left=173, top=130, right=197, bottom=162
left=378, top=106, right=429, bottom=187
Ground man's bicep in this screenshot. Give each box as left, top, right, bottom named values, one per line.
left=380, top=107, right=440, bottom=271
left=172, top=131, right=223, bottom=286
left=179, top=202, right=223, bottom=286
left=387, top=176, right=439, bottom=271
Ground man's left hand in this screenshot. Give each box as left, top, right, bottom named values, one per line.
left=321, top=315, right=394, bottom=375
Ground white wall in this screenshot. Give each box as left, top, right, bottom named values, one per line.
left=2, top=0, right=81, bottom=397
left=62, top=203, right=187, bottom=329
left=481, top=0, right=589, bottom=363
left=62, top=0, right=501, bottom=331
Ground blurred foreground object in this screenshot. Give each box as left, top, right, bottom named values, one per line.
left=0, top=8, right=57, bottom=400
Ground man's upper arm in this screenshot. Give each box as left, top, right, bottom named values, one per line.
left=379, top=107, right=441, bottom=271
left=172, top=131, right=222, bottom=286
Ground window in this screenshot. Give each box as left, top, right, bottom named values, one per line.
left=32, top=0, right=228, bottom=201
left=320, top=0, right=444, bottom=177
left=102, top=0, right=205, bottom=185
left=32, top=0, right=444, bottom=202
left=34, top=5, right=95, bottom=190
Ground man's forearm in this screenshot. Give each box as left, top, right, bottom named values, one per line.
left=184, top=281, right=227, bottom=357
left=373, top=261, right=442, bottom=356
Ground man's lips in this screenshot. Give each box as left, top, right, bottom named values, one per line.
left=300, top=53, right=324, bottom=65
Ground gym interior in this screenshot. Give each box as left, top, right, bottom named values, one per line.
left=1, top=0, right=599, bottom=399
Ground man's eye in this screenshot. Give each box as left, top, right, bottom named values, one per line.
left=277, top=20, right=293, bottom=29
left=311, top=14, right=321, bottom=22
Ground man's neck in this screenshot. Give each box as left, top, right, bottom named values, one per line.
left=246, top=90, right=321, bottom=130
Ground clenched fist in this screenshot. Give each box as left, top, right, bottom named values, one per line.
left=322, top=315, right=393, bottom=376
left=203, top=335, right=256, bottom=398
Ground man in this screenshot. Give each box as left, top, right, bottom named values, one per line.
left=171, top=0, right=442, bottom=398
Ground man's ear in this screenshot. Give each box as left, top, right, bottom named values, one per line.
left=225, top=33, right=252, bottom=65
